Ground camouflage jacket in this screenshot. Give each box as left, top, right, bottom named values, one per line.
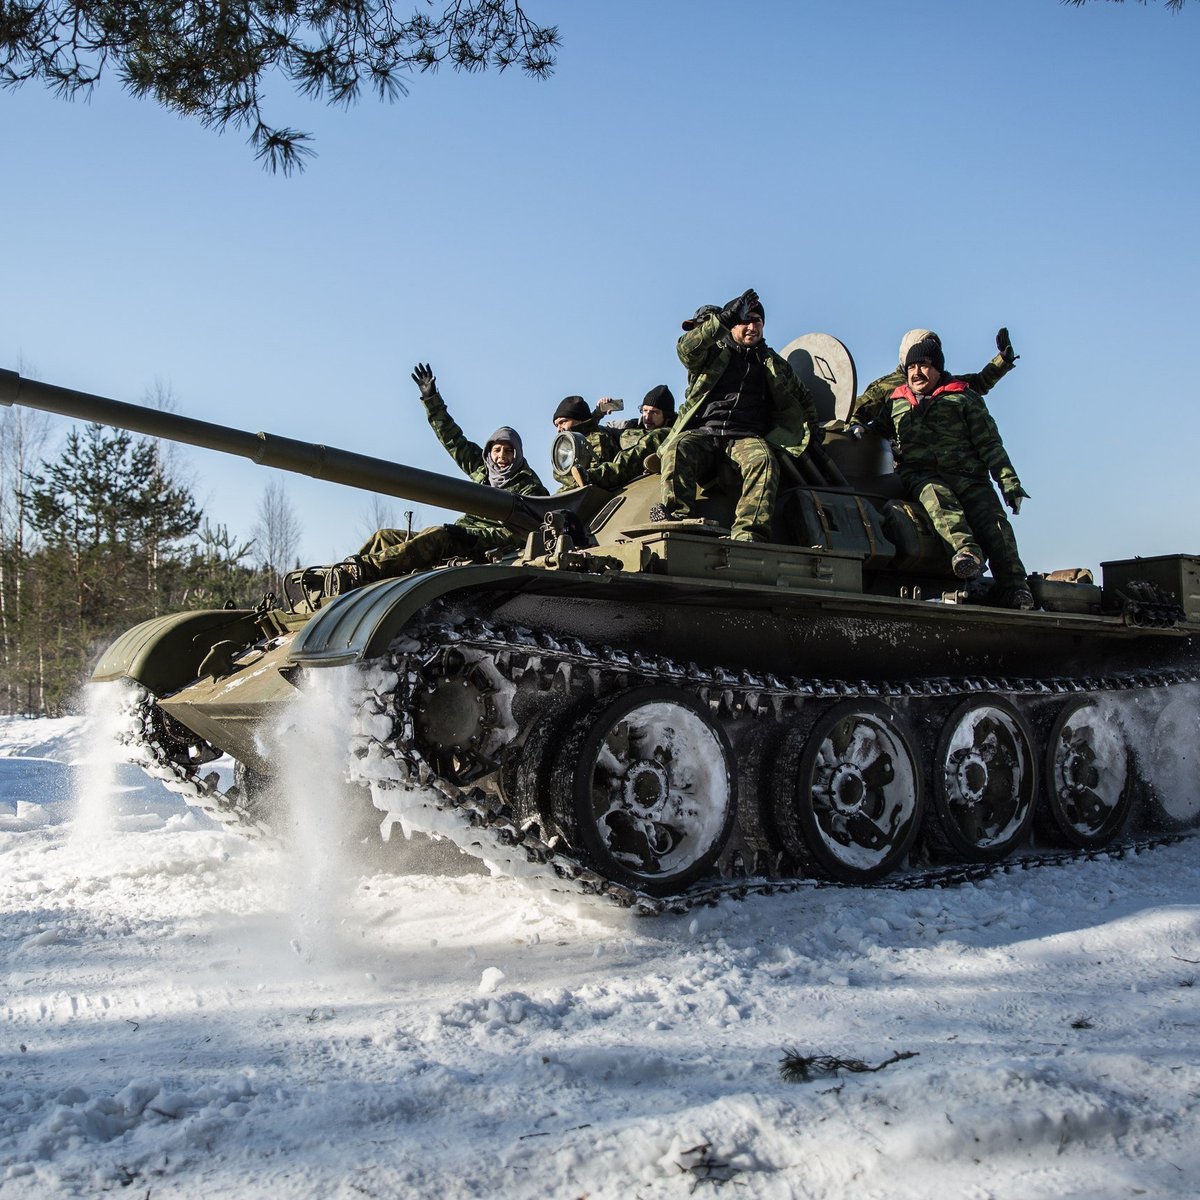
left=660, top=313, right=820, bottom=461
left=849, top=352, right=1013, bottom=425
left=874, top=380, right=1021, bottom=490
left=586, top=425, right=670, bottom=490
left=552, top=414, right=621, bottom=490
left=602, top=415, right=675, bottom=453
left=423, top=389, right=548, bottom=536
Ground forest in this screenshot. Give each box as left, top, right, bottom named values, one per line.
left=0, top=402, right=298, bottom=715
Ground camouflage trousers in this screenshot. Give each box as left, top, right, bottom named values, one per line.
left=660, top=431, right=779, bottom=542
left=904, top=472, right=1027, bottom=587
left=355, top=522, right=515, bottom=583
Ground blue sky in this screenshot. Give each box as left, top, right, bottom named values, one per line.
left=1, top=0, right=1197, bottom=574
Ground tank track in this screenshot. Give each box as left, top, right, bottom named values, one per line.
left=111, top=681, right=273, bottom=837
left=347, top=617, right=1196, bottom=916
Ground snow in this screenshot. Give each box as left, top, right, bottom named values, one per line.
left=2, top=710, right=1200, bottom=1198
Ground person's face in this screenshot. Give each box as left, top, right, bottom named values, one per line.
left=640, top=405, right=666, bottom=430
left=490, top=440, right=517, bottom=467
left=906, top=361, right=943, bottom=396
left=730, top=314, right=764, bottom=347
left=554, top=416, right=582, bottom=432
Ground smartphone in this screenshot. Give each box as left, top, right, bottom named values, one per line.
left=606, top=398, right=624, bottom=412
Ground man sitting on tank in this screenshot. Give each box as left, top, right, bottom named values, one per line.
left=550, top=395, right=621, bottom=489
left=568, top=385, right=678, bottom=490
left=303, top=363, right=547, bottom=598
left=849, top=326, right=1018, bottom=425
left=873, top=337, right=1034, bottom=610
left=650, top=288, right=820, bottom=542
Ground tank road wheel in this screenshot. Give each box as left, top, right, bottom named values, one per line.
left=772, top=701, right=923, bottom=883
left=927, top=696, right=1037, bottom=862
left=546, top=687, right=737, bottom=896
left=1143, top=694, right=1200, bottom=831
left=1039, top=697, right=1135, bottom=848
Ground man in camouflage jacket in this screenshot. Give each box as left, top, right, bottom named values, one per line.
left=849, top=327, right=1018, bottom=424
left=656, top=289, right=820, bottom=542
left=305, top=363, right=547, bottom=597
left=551, top=396, right=621, bottom=490
left=875, top=338, right=1033, bottom=609
left=576, top=385, right=677, bottom=490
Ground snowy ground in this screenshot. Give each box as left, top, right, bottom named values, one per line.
left=2, top=708, right=1199, bottom=1199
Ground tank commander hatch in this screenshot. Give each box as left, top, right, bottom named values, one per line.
left=297, top=363, right=547, bottom=599
left=872, top=337, right=1034, bottom=611
left=649, top=288, right=820, bottom=542
left=849, top=326, right=1018, bottom=425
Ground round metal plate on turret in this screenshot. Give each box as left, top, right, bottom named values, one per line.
left=778, top=333, right=857, bottom=423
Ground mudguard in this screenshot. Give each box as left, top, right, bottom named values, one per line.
left=91, top=609, right=260, bottom=695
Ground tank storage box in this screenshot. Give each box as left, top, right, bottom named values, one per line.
left=1101, top=555, right=1200, bottom=622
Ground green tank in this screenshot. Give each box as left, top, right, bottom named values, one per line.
left=3, top=346, right=1198, bottom=912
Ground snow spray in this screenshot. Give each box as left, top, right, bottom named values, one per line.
left=1096, top=683, right=1200, bottom=826
left=69, top=681, right=129, bottom=844
left=263, top=667, right=360, bottom=965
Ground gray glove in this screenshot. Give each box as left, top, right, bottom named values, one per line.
left=1003, top=483, right=1030, bottom=515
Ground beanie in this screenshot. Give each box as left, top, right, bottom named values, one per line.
left=641, top=384, right=675, bottom=419
left=903, top=338, right=945, bottom=374
left=553, top=395, right=590, bottom=423
left=897, top=328, right=939, bottom=368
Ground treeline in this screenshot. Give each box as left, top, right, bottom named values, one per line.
left=0, top=412, right=297, bottom=716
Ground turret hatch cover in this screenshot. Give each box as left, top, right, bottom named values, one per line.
left=778, top=333, right=857, bottom=424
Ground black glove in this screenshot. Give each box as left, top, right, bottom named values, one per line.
left=411, top=362, right=437, bottom=399
left=719, top=288, right=759, bottom=326
left=847, top=423, right=866, bottom=441
left=996, top=327, right=1019, bottom=365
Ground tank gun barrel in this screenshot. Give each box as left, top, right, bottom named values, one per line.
left=0, top=368, right=559, bottom=534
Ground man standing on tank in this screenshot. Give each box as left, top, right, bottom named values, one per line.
left=306, top=363, right=547, bottom=596
left=876, top=337, right=1034, bottom=610
left=550, top=396, right=621, bottom=489
left=653, top=289, right=821, bottom=543
left=849, top=327, right=1018, bottom=424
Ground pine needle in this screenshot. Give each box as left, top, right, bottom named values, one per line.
left=779, top=1047, right=918, bottom=1083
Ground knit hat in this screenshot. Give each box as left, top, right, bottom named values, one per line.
left=744, top=297, right=765, bottom=322
left=898, top=328, right=939, bottom=368
left=553, top=395, right=590, bottom=423
left=681, top=304, right=721, bottom=331
left=903, top=337, right=945, bottom=374
left=641, top=384, right=675, bottom=419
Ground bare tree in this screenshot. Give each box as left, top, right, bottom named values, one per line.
left=358, top=494, right=425, bottom=545
left=251, top=480, right=302, bottom=596
left=0, top=1, right=559, bottom=172
left=0, top=359, right=51, bottom=710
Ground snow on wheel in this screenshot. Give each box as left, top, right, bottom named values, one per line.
left=771, top=700, right=922, bottom=883
left=1143, top=693, right=1200, bottom=830
left=927, top=695, right=1036, bottom=861
left=1039, top=697, right=1135, bottom=848
left=547, top=687, right=737, bottom=895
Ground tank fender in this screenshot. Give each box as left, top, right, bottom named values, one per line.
left=92, top=609, right=260, bottom=695
left=287, top=565, right=542, bottom=667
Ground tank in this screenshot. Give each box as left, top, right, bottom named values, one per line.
left=3, top=348, right=1199, bottom=913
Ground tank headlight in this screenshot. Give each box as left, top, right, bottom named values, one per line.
left=552, top=431, right=591, bottom=475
